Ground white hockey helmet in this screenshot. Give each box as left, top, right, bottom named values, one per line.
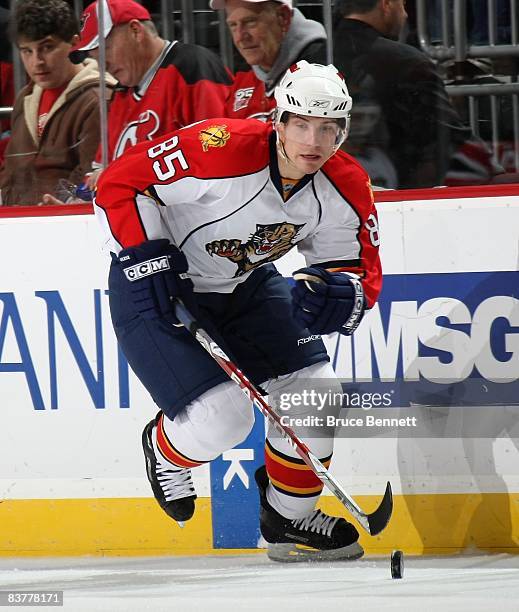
left=274, top=61, right=352, bottom=146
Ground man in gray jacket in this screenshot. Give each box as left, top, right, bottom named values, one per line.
left=212, top=0, right=326, bottom=120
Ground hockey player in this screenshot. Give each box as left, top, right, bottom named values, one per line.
left=94, top=61, right=382, bottom=562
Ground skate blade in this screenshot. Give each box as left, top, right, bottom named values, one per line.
left=267, top=541, right=364, bottom=563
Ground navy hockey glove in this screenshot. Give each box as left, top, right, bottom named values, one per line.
left=291, top=266, right=366, bottom=335
left=118, top=239, right=194, bottom=326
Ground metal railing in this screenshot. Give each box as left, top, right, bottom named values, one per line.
left=416, top=0, right=519, bottom=171
left=416, top=0, right=519, bottom=60
left=447, top=82, right=519, bottom=170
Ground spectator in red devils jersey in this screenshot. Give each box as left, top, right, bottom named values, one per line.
left=212, top=0, right=326, bottom=121
left=94, top=62, right=382, bottom=562
left=73, top=0, right=233, bottom=191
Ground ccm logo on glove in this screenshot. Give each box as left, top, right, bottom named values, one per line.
left=123, top=256, right=171, bottom=281
left=117, top=239, right=195, bottom=327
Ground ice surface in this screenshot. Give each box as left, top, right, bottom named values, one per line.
left=0, top=554, right=518, bottom=612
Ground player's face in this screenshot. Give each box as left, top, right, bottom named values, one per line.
left=18, top=35, right=79, bottom=89
left=90, top=22, right=146, bottom=87
left=225, top=0, right=291, bottom=71
left=276, top=115, right=341, bottom=178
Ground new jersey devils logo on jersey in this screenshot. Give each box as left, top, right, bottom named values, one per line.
left=113, top=110, right=161, bottom=159
left=206, top=221, right=305, bottom=277
left=79, top=11, right=90, bottom=34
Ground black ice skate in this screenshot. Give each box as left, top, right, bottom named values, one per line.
left=255, top=465, right=364, bottom=563
left=142, top=414, right=197, bottom=524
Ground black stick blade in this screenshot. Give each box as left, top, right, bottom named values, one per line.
left=367, top=481, right=393, bottom=535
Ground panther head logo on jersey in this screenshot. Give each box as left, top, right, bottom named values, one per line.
left=113, top=110, right=161, bottom=159
left=199, top=125, right=231, bottom=152
left=205, top=221, right=305, bottom=276
left=249, top=222, right=303, bottom=256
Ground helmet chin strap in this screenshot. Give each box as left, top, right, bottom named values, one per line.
left=276, top=133, right=296, bottom=170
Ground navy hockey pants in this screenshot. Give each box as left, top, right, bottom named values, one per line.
left=108, top=262, right=329, bottom=420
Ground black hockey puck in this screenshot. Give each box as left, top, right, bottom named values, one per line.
left=391, top=549, right=404, bottom=579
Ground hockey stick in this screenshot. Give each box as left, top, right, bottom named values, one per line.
left=173, top=299, right=393, bottom=536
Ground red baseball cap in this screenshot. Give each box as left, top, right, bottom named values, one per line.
left=73, top=0, right=151, bottom=51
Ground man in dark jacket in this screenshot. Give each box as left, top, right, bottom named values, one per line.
left=333, top=0, right=502, bottom=188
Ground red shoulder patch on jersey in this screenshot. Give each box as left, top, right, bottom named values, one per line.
left=186, top=118, right=271, bottom=177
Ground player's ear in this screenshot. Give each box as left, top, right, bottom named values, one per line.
left=275, top=120, right=287, bottom=141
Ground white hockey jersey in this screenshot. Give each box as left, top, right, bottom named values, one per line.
left=94, top=119, right=382, bottom=306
